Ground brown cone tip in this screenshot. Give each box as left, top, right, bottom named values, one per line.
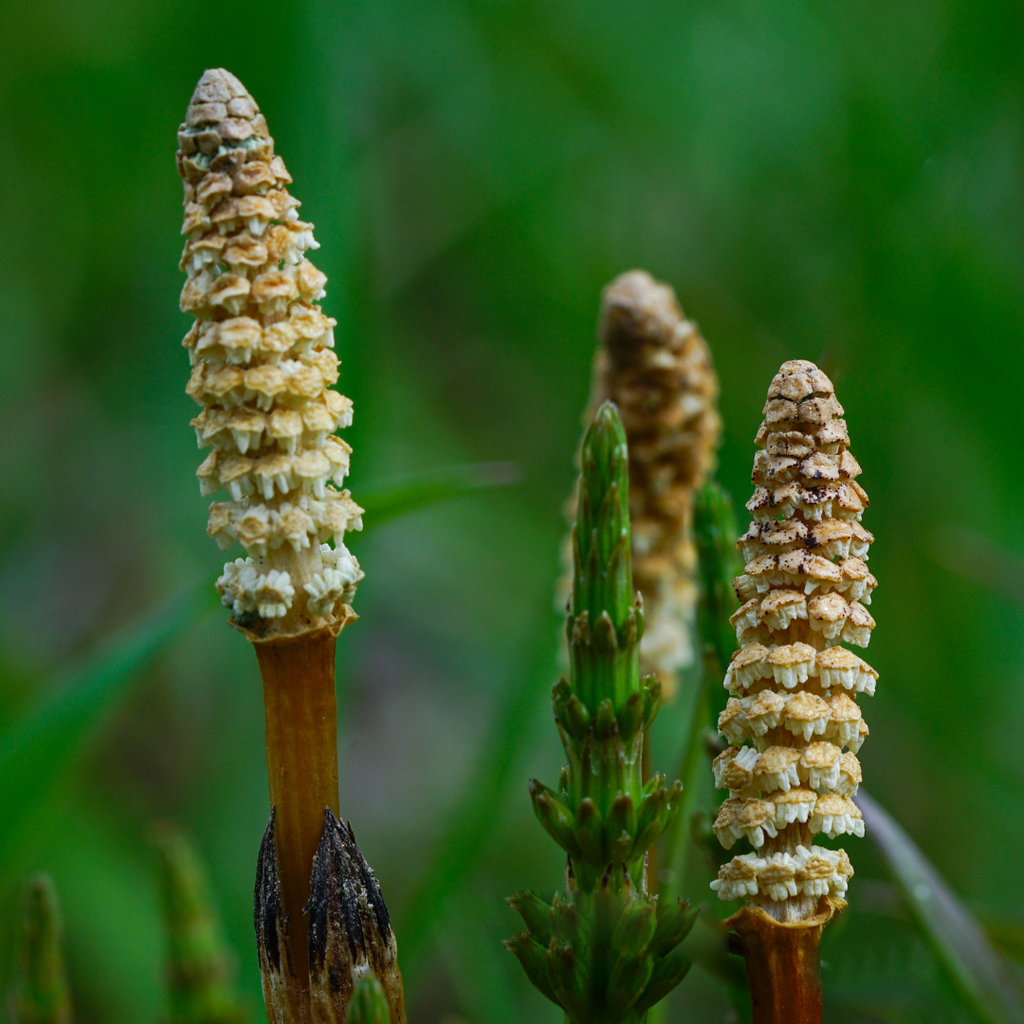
left=190, top=69, right=252, bottom=107
left=599, top=270, right=685, bottom=355
left=182, top=69, right=269, bottom=150
left=176, top=65, right=365, bottom=633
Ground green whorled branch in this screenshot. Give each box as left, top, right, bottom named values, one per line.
left=507, top=402, right=696, bottom=1024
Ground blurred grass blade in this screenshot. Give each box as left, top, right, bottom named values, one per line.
left=359, top=463, right=520, bottom=531
left=982, top=913, right=1024, bottom=969
left=10, top=874, right=72, bottom=1024
left=858, top=790, right=1024, bottom=1024
left=438, top=888, right=521, bottom=1024
left=395, top=605, right=561, bottom=987
left=0, top=582, right=210, bottom=846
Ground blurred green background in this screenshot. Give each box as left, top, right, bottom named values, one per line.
left=2, top=0, right=1023, bottom=1021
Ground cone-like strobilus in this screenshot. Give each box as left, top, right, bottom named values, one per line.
left=507, top=401, right=697, bottom=1024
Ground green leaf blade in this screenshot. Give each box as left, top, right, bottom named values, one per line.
left=0, top=583, right=210, bottom=849
left=859, top=789, right=1024, bottom=1024
left=357, top=462, right=520, bottom=532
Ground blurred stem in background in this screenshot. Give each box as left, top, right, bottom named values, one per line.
left=506, top=402, right=695, bottom=1023
left=153, top=826, right=249, bottom=1024
left=9, top=875, right=72, bottom=1024
left=659, top=480, right=741, bottom=906
left=692, top=482, right=743, bottom=689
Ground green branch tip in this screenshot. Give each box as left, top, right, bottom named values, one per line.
left=344, top=974, right=389, bottom=1024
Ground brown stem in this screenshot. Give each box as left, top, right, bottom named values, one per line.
left=726, top=897, right=844, bottom=1024
left=252, top=618, right=349, bottom=1000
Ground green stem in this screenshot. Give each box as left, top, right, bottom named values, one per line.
left=657, top=479, right=740, bottom=900
left=659, top=679, right=710, bottom=903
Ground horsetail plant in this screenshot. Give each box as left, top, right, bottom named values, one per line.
left=571, top=271, right=723, bottom=914
left=176, top=69, right=403, bottom=1023
left=711, top=360, right=875, bottom=1022
left=507, top=401, right=696, bottom=1023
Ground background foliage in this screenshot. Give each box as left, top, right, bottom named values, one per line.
left=2, top=0, right=1023, bottom=1021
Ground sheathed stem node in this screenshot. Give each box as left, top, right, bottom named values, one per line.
left=256, top=810, right=406, bottom=1024
left=308, top=810, right=406, bottom=1024
left=726, top=899, right=844, bottom=1024
left=255, top=811, right=305, bottom=1024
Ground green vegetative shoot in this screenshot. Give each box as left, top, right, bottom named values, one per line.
left=507, top=401, right=696, bottom=1024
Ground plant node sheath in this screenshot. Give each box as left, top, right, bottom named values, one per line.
left=726, top=899, right=843, bottom=1024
